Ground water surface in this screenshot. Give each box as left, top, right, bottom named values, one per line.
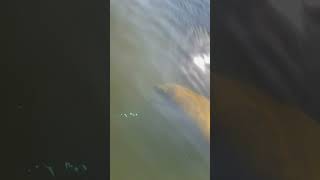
left=110, top=0, right=210, bottom=179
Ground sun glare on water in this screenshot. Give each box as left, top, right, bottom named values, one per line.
left=193, top=53, right=210, bottom=72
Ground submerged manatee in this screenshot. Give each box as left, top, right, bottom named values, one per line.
left=155, top=84, right=210, bottom=140
left=156, top=74, right=320, bottom=179
left=213, top=75, right=320, bottom=179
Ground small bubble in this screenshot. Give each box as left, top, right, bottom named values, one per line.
left=46, top=166, right=55, bottom=177
left=81, top=164, right=87, bottom=171
left=65, top=162, right=72, bottom=169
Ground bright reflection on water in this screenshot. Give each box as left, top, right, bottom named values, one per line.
left=110, top=0, right=210, bottom=179
left=193, top=54, right=210, bottom=72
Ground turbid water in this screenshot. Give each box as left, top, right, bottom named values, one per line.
left=110, top=0, right=210, bottom=179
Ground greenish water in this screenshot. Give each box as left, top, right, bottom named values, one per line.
left=110, top=0, right=210, bottom=179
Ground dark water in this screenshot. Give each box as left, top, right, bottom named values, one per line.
left=110, top=0, right=210, bottom=179
left=213, top=0, right=320, bottom=179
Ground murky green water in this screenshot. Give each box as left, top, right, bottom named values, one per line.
left=110, top=0, right=210, bottom=179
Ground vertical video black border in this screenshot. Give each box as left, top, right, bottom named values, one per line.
left=1, top=0, right=110, bottom=179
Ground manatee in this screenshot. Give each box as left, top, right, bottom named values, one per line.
left=214, top=75, right=320, bottom=179
left=156, top=74, right=320, bottom=179
left=155, top=83, right=210, bottom=140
